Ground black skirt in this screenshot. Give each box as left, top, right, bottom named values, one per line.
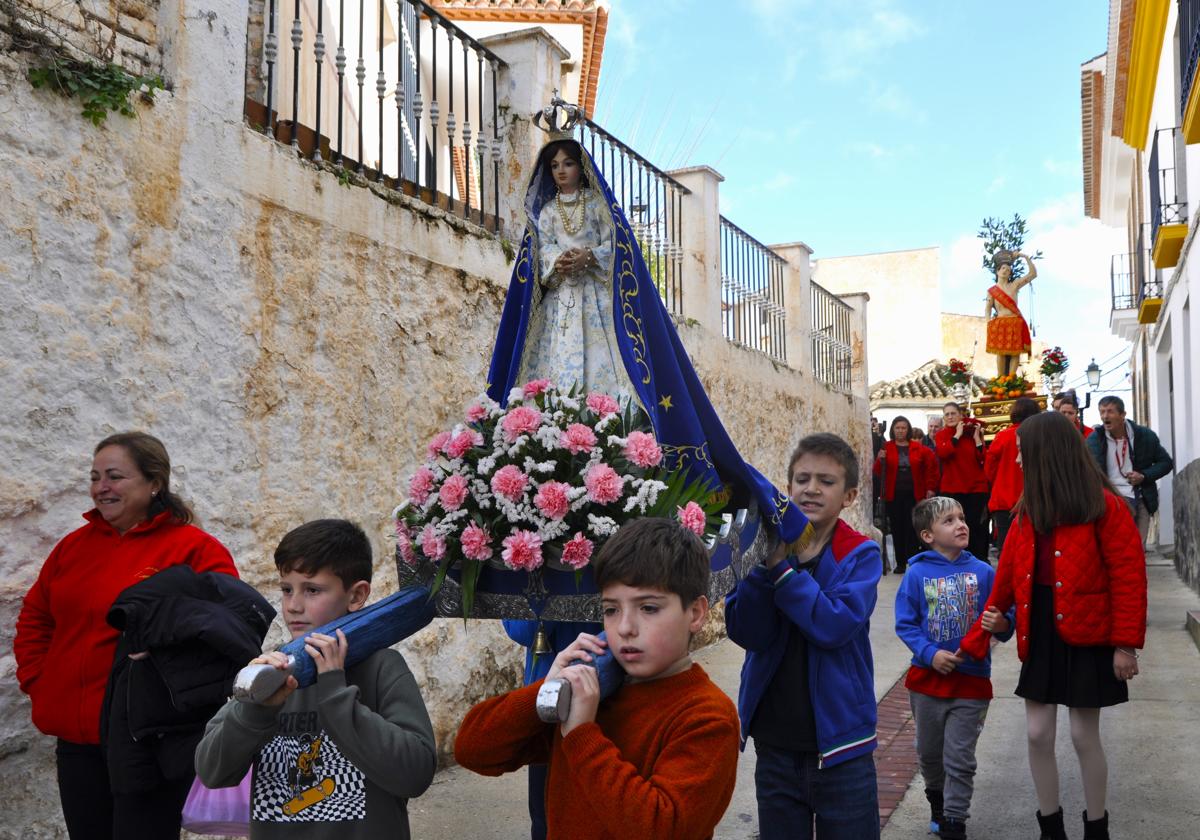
left=1015, top=584, right=1128, bottom=708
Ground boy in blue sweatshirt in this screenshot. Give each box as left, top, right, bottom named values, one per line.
left=894, top=496, right=1013, bottom=840
left=726, top=433, right=883, bottom=840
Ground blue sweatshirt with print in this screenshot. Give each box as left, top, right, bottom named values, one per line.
left=894, top=549, right=1013, bottom=679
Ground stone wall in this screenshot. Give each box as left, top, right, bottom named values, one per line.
left=0, top=5, right=870, bottom=835
left=1173, top=459, right=1200, bottom=594
left=1, top=0, right=162, bottom=77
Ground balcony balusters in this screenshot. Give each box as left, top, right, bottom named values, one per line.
left=810, top=281, right=853, bottom=392
left=719, top=217, right=787, bottom=365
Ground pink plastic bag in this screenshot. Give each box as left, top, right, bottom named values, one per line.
left=181, top=772, right=251, bottom=837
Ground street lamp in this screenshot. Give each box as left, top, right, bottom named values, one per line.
left=1079, top=357, right=1102, bottom=428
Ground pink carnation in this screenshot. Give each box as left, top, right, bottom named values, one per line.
left=409, top=467, right=436, bottom=505
left=490, top=464, right=529, bottom=501
left=677, top=501, right=707, bottom=536
left=396, top=522, right=416, bottom=566
left=534, top=481, right=571, bottom=520
left=623, top=430, right=663, bottom=468
left=560, top=532, right=594, bottom=570
left=560, top=423, right=598, bottom=455
left=523, top=379, right=552, bottom=398
left=586, top=392, right=620, bottom=417
left=445, top=429, right=482, bottom=460
left=426, top=430, right=452, bottom=460
left=501, top=529, right=544, bottom=571
left=465, top=403, right=488, bottom=423
left=438, top=473, right=469, bottom=511
left=419, top=525, right=447, bottom=561
left=585, top=463, right=624, bottom=504
left=460, top=522, right=493, bottom=561
left=501, top=406, right=543, bottom=442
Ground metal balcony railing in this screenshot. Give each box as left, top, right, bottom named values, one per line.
left=810, top=281, right=852, bottom=393
left=719, top=218, right=787, bottom=364
left=1180, top=0, right=1200, bottom=119
left=1149, top=126, right=1188, bottom=246
left=1110, top=252, right=1136, bottom=311
left=247, top=0, right=507, bottom=230
left=576, top=118, right=689, bottom=318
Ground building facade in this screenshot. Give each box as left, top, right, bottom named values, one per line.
left=1082, top=0, right=1199, bottom=584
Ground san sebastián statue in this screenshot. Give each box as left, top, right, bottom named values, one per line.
left=984, top=248, right=1036, bottom=376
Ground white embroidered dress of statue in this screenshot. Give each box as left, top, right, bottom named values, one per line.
left=517, top=140, right=634, bottom=403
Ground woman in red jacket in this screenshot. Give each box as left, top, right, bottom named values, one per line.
left=959, top=412, right=1145, bottom=840
left=934, top=402, right=990, bottom=561
left=14, top=432, right=238, bottom=840
left=874, top=416, right=938, bottom=572
left=984, top=396, right=1041, bottom=553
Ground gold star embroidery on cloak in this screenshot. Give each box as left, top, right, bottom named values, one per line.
left=658, top=394, right=673, bottom=411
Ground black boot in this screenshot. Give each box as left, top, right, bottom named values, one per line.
left=939, top=818, right=967, bottom=840
left=1036, top=807, right=1068, bottom=840
left=1082, top=810, right=1109, bottom=840
left=925, top=788, right=944, bottom=834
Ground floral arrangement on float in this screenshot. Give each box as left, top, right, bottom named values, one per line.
left=982, top=370, right=1033, bottom=401
left=394, top=380, right=724, bottom=616
left=1039, top=346, right=1069, bottom=393
left=939, top=358, right=972, bottom=387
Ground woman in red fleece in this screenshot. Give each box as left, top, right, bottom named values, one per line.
left=984, top=396, right=1041, bottom=553
left=873, top=415, right=938, bottom=572
left=934, top=402, right=990, bottom=562
left=14, top=432, right=237, bottom=840
left=959, top=412, right=1145, bottom=840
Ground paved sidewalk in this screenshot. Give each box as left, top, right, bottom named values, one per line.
left=410, top=556, right=1200, bottom=840
left=882, top=553, right=1200, bottom=840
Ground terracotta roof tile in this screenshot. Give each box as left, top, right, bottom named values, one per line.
left=869, top=360, right=989, bottom=403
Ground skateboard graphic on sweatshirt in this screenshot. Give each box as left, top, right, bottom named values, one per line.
left=253, top=727, right=366, bottom=822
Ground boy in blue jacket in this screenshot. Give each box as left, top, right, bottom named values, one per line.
left=894, top=496, right=1013, bottom=840
left=726, top=433, right=883, bottom=840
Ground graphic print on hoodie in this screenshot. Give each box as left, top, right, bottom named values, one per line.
left=251, top=710, right=367, bottom=823
left=923, top=571, right=981, bottom=642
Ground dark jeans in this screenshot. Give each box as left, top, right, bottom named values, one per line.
left=527, top=763, right=548, bottom=840
left=55, top=739, right=193, bottom=840
left=753, top=743, right=880, bottom=840
left=949, top=492, right=989, bottom=561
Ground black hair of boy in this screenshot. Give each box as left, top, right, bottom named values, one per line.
left=592, top=517, right=709, bottom=605
left=787, top=432, right=860, bottom=489
left=911, top=496, right=964, bottom=545
left=274, top=519, right=374, bottom=588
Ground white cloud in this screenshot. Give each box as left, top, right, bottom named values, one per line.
left=985, top=176, right=1006, bottom=195
left=823, top=4, right=924, bottom=81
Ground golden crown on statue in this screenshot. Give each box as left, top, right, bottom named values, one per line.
left=533, top=91, right=585, bottom=138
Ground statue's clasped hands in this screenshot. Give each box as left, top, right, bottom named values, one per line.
left=555, top=248, right=595, bottom=276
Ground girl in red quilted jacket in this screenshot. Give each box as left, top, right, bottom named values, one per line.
left=959, top=412, right=1146, bottom=840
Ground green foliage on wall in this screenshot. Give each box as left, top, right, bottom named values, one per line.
left=28, top=59, right=163, bottom=126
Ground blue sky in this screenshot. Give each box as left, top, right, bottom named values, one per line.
left=592, top=0, right=1130, bottom=405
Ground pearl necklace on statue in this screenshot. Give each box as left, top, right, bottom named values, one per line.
left=556, top=188, right=587, bottom=236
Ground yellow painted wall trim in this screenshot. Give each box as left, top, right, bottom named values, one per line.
left=1123, top=0, right=1170, bottom=150
left=1151, top=222, right=1187, bottom=267
left=1185, top=68, right=1200, bottom=143
left=1138, top=297, right=1163, bottom=324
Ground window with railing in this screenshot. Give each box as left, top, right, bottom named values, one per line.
left=719, top=218, right=787, bottom=364
left=576, top=118, right=688, bottom=318
left=1150, top=126, right=1188, bottom=243
left=248, top=0, right=506, bottom=230
left=1179, top=0, right=1200, bottom=120
left=1110, top=252, right=1139, bottom=311
left=810, top=281, right=852, bottom=392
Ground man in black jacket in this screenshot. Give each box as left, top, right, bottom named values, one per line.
left=1087, top=395, right=1174, bottom=542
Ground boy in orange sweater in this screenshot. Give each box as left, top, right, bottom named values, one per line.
left=454, top=517, right=740, bottom=840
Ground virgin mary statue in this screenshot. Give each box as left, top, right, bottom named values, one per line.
left=487, top=106, right=811, bottom=549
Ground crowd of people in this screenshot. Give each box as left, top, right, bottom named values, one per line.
left=871, top=393, right=1173, bottom=574
left=13, top=392, right=1170, bottom=840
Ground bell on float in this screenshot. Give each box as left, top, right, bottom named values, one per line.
left=532, top=621, right=551, bottom=657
